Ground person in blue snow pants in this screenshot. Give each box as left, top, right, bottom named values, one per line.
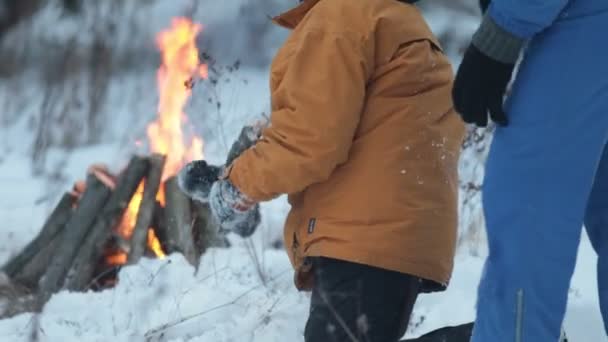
left=452, top=0, right=608, bottom=341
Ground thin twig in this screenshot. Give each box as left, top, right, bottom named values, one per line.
left=144, top=268, right=290, bottom=340
left=147, top=260, right=172, bottom=286
left=245, top=238, right=266, bottom=285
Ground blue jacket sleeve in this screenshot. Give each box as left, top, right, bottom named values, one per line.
left=489, top=0, right=571, bottom=38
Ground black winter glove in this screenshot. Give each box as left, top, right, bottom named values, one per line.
left=177, top=160, right=223, bottom=203
left=479, top=0, right=490, bottom=13
left=452, top=14, right=524, bottom=128
left=452, top=45, right=513, bottom=127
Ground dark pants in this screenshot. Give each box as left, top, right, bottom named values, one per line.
left=304, top=257, right=421, bottom=342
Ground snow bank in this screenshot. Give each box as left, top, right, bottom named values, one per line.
left=0, top=1, right=605, bottom=341
left=0, top=145, right=604, bottom=341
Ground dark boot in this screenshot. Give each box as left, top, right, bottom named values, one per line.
left=304, top=257, right=421, bottom=342
left=401, top=322, right=473, bottom=342
left=401, top=323, right=569, bottom=342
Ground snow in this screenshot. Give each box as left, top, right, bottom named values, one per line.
left=0, top=1, right=606, bottom=341
left=0, top=121, right=605, bottom=342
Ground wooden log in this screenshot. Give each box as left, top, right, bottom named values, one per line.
left=191, top=200, right=226, bottom=255
left=13, top=226, right=64, bottom=289
left=128, top=154, right=166, bottom=264
left=64, top=155, right=149, bottom=292
left=151, top=200, right=166, bottom=235
left=0, top=274, right=36, bottom=319
left=151, top=201, right=167, bottom=248
left=164, top=176, right=198, bottom=267
left=38, top=174, right=112, bottom=303
left=1, top=192, right=76, bottom=278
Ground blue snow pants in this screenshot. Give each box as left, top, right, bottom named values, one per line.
left=471, top=10, right=608, bottom=342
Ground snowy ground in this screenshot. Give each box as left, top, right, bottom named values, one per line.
left=0, top=88, right=606, bottom=342
left=0, top=153, right=604, bottom=341
left=0, top=2, right=605, bottom=338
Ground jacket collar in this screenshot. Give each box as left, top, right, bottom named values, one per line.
left=272, top=0, right=322, bottom=29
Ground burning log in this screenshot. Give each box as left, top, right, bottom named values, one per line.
left=191, top=201, right=225, bottom=254
left=1, top=18, right=240, bottom=316
left=64, top=156, right=149, bottom=291
left=152, top=200, right=167, bottom=238
left=164, top=176, right=198, bottom=267
left=38, top=173, right=113, bottom=302
left=1, top=193, right=76, bottom=278
left=128, top=154, right=166, bottom=264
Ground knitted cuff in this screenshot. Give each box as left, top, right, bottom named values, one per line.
left=472, top=14, right=525, bottom=65
left=216, top=180, right=255, bottom=212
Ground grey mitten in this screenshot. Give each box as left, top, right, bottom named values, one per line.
left=208, top=180, right=260, bottom=237
left=177, top=160, right=223, bottom=203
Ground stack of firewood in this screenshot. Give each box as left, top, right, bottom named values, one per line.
left=0, top=124, right=260, bottom=318
left=0, top=154, right=222, bottom=317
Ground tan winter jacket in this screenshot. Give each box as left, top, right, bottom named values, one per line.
left=227, top=0, right=465, bottom=291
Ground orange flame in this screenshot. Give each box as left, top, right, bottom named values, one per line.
left=107, top=253, right=127, bottom=266
left=148, top=17, right=206, bottom=180
left=115, top=183, right=166, bottom=260
left=147, top=229, right=165, bottom=258
left=111, top=17, right=206, bottom=264
left=117, top=183, right=144, bottom=240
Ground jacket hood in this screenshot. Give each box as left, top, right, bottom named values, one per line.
left=274, top=0, right=420, bottom=30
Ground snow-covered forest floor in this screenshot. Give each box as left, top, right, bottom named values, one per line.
left=0, top=0, right=605, bottom=341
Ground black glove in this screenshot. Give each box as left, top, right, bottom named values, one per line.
left=452, top=45, right=514, bottom=127
left=452, top=14, right=524, bottom=128
left=177, top=160, right=223, bottom=203
left=479, top=0, right=490, bottom=13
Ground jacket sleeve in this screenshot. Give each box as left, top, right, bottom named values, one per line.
left=489, top=0, right=570, bottom=38
left=227, top=29, right=371, bottom=202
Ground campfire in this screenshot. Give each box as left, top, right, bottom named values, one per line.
left=0, top=18, right=224, bottom=315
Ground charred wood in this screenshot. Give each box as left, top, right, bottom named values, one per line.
left=191, top=201, right=225, bottom=256
left=64, top=155, right=148, bottom=291
left=164, top=177, right=198, bottom=267
left=128, top=154, right=166, bottom=264
left=38, top=174, right=112, bottom=302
